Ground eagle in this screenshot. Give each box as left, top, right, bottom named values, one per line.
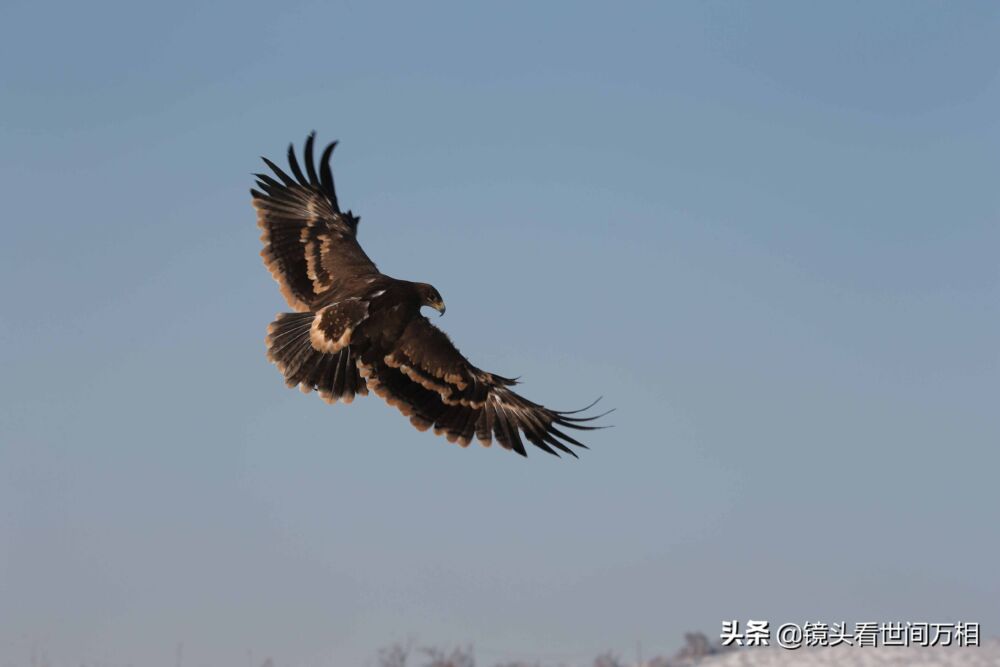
left=251, top=134, right=607, bottom=457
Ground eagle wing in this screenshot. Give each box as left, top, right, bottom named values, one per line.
left=252, top=133, right=378, bottom=311
left=362, top=317, right=606, bottom=457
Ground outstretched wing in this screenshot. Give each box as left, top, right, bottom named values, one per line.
left=361, top=317, right=607, bottom=457
left=252, top=133, right=378, bottom=311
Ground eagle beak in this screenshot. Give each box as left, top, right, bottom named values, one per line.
left=433, top=300, right=446, bottom=316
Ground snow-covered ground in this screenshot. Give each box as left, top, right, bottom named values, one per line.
left=697, top=640, right=1000, bottom=667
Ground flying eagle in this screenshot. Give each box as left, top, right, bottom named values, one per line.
left=252, top=134, right=607, bottom=457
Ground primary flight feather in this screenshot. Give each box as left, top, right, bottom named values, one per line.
left=252, top=133, right=607, bottom=457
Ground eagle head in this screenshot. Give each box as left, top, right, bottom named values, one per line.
left=416, top=283, right=446, bottom=316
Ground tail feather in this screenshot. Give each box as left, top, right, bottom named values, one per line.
left=266, top=312, right=366, bottom=403
left=304, top=351, right=336, bottom=394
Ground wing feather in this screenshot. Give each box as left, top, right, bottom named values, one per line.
left=253, top=134, right=377, bottom=311
left=365, top=317, right=607, bottom=457
left=286, top=142, right=308, bottom=184
left=304, top=132, right=320, bottom=185
left=318, top=141, right=339, bottom=208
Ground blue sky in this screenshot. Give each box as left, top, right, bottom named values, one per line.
left=1, top=2, right=998, bottom=665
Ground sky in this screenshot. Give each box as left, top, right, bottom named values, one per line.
left=1, top=1, right=998, bottom=666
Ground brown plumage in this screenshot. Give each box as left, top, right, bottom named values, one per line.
left=252, top=133, right=608, bottom=457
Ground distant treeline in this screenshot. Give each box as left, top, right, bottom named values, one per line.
left=373, top=631, right=734, bottom=667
